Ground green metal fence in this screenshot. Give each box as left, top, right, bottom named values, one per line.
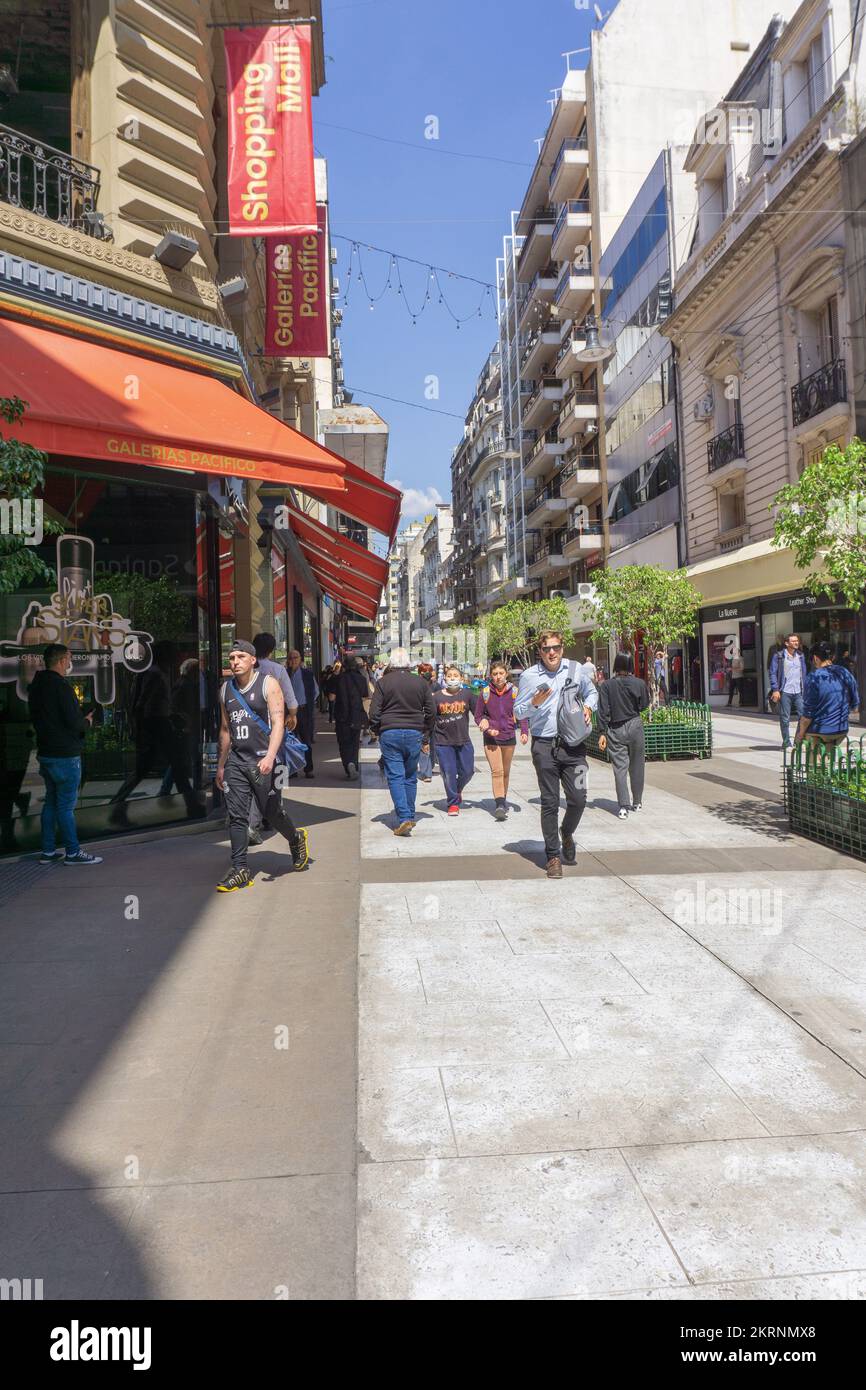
left=784, top=736, right=866, bottom=859
left=585, top=700, right=713, bottom=762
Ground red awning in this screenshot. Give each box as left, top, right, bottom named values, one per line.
left=300, top=454, right=402, bottom=544
left=0, top=317, right=347, bottom=494
left=286, top=503, right=389, bottom=588
left=288, top=504, right=385, bottom=621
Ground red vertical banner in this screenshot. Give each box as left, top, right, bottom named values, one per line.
left=265, top=205, right=329, bottom=357
left=224, top=24, right=316, bottom=236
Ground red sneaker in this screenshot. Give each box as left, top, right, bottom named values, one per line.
left=447, top=805, right=459, bottom=816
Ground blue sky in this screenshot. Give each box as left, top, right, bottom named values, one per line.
left=315, top=0, right=603, bottom=522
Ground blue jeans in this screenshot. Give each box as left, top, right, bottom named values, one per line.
left=436, top=742, right=475, bottom=808
left=779, top=690, right=804, bottom=747
left=418, top=733, right=437, bottom=778
left=379, top=729, right=423, bottom=823
left=39, top=755, right=82, bottom=855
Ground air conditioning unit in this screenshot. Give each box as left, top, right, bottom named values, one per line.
left=549, top=588, right=571, bottom=601
left=577, top=581, right=598, bottom=604
left=693, top=392, right=715, bottom=421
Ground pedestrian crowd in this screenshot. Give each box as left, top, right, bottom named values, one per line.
left=26, top=625, right=862, bottom=886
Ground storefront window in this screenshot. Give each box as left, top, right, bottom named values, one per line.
left=762, top=604, right=857, bottom=675
left=0, top=466, right=217, bottom=854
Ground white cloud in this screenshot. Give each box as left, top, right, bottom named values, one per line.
left=392, top=482, right=443, bottom=518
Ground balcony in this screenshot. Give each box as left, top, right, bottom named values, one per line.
left=563, top=520, right=604, bottom=557
left=518, top=263, right=560, bottom=326
left=560, top=452, right=602, bottom=499
left=520, top=320, right=560, bottom=377
left=791, top=358, right=848, bottom=429
left=519, top=378, right=537, bottom=399
left=707, top=422, right=746, bottom=483
left=549, top=135, right=590, bottom=203
left=525, top=424, right=568, bottom=478
left=555, top=331, right=589, bottom=378
left=527, top=475, right=568, bottom=527
left=555, top=264, right=594, bottom=317
left=552, top=198, right=592, bottom=261
left=520, top=428, right=539, bottom=457
left=0, top=123, right=111, bottom=238
left=524, top=375, right=565, bottom=429
left=558, top=387, right=599, bottom=439
left=516, top=205, right=557, bottom=282
left=527, top=535, right=568, bottom=576
left=717, top=524, right=750, bottom=554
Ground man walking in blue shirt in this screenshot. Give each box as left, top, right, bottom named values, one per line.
left=769, top=633, right=807, bottom=749
left=795, top=641, right=860, bottom=749
left=514, top=630, right=598, bottom=878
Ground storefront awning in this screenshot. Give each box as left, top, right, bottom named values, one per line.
left=300, top=454, right=402, bottom=544
left=0, top=317, right=347, bottom=495
left=286, top=503, right=389, bottom=588
left=288, top=503, right=385, bottom=622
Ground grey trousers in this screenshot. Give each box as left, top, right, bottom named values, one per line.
left=607, top=716, right=645, bottom=810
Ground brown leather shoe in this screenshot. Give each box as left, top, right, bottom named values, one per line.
left=546, top=856, right=563, bottom=878
left=393, top=821, right=414, bottom=837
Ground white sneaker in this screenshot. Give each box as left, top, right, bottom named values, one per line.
left=631, top=802, right=642, bottom=812
left=618, top=808, right=629, bottom=820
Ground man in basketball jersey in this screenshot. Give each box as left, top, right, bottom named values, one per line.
left=215, top=639, right=309, bottom=892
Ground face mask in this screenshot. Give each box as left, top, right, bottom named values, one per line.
left=445, top=678, right=462, bottom=691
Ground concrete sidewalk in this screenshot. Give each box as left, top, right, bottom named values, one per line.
left=357, top=715, right=866, bottom=1300
left=4, top=711, right=866, bottom=1300
left=0, top=724, right=359, bottom=1300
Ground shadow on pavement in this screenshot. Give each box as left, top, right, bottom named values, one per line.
left=702, top=797, right=795, bottom=842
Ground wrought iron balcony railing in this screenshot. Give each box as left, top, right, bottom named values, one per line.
left=791, top=358, right=847, bottom=427
left=707, top=422, right=745, bottom=473
left=0, top=123, right=110, bottom=238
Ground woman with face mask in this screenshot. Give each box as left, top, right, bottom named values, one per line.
left=432, top=665, right=475, bottom=815
left=475, top=661, right=529, bottom=821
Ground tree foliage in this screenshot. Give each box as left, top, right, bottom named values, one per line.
left=482, top=597, right=573, bottom=668
left=0, top=396, right=62, bottom=595
left=98, top=573, right=191, bottom=642
left=584, top=564, right=702, bottom=704
left=771, top=438, right=866, bottom=609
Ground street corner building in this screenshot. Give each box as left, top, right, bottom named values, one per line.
left=0, top=0, right=400, bottom=856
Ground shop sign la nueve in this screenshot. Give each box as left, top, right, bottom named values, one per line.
left=701, top=603, right=750, bottom=622
left=0, top=535, right=153, bottom=705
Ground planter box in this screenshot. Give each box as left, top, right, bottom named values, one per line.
left=785, top=747, right=866, bottom=860
left=585, top=701, right=713, bottom=762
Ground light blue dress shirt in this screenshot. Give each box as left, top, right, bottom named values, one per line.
left=514, top=659, right=599, bottom=739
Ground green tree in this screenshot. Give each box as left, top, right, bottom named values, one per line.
left=483, top=596, right=573, bottom=668
left=0, top=396, right=62, bottom=595
left=771, top=438, right=866, bottom=609
left=585, top=565, right=702, bottom=705
left=98, top=572, right=191, bottom=642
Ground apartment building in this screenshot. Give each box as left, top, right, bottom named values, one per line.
left=663, top=0, right=866, bottom=710
left=446, top=346, right=508, bottom=624
left=393, top=520, right=426, bottom=636
left=496, top=0, right=801, bottom=635
left=417, top=504, right=453, bottom=632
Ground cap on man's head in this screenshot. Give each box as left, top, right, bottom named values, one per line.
left=229, top=639, right=256, bottom=658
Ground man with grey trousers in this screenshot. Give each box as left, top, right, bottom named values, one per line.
left=597, top=652, right=650, bottom=820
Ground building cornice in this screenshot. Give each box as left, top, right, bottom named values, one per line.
left=663, top=143, right=829, bottom=339
left=0, top=203, right=224, bottom=319
left=0, top=249, right=255, bottom=393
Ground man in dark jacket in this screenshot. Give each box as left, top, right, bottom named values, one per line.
left=333, top=656, right=370, bottom=778
left=367, top=648, right=436, bottom=835
left=28, top=643, right=102, bottom=865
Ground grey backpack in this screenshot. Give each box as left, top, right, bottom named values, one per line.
left=555, top=661, right=590, bottom=747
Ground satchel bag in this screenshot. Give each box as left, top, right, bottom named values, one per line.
left=228, top=680, right=308, bottom=775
